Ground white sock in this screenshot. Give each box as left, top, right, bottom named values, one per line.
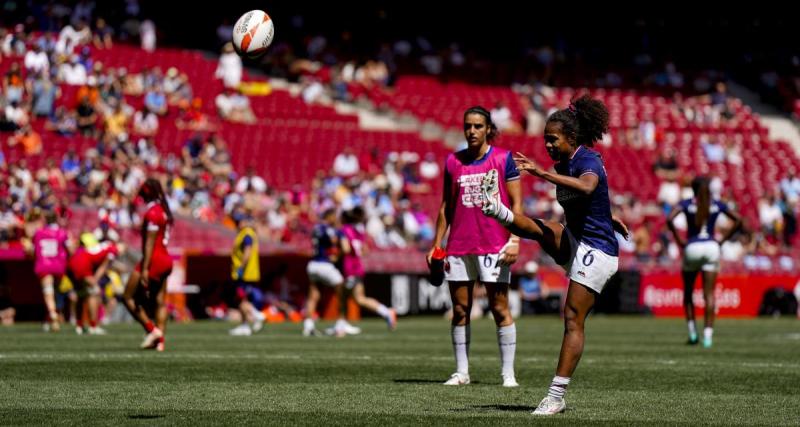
left=508, top=290, right=521, bottom=319
left=251, top=307, right=264, bottom=319
left=704, top=327, right=713, bottom=340
left=547, top=375, right=570, bottom=400
left=451, top=325, right=470, bottom=375
left=687, top=320, right=697, bottom=337
left=497, top=324, right=516, bottom=377
left=376, top=304, right=391, bottom=319
left=303, top=318, right=315, bottom=330
left=335, top=318, right=348, bottom=329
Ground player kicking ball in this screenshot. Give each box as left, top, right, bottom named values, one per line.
left=480, top=95, right=628, bottom=415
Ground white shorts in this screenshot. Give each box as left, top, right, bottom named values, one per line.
left=682, top=240, right=720, bottom=272
left=561, top=230, right=619, bottom=294
left=444, top=253, right=511, bottom=284
left=306, top=261, right=344, bottom=287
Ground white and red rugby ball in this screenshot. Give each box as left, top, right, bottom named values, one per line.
left=232, top=10, right=274, bottom=58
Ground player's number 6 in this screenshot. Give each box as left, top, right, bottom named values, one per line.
left=582, top=250, right=595, bottom=266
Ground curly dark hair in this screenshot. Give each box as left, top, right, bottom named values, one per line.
left=691, top=176, right=711, bottom=231
left=546, top=94, right=609, bottom=147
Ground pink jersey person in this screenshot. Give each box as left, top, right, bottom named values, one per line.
left=444, top=146, right=520, bottom=255
left=33, top=224, right=69, bottom=278
left=341, top=223, right=365, bottom=278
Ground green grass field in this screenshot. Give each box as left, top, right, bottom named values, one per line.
left=1, top=316, right=799, bottom=426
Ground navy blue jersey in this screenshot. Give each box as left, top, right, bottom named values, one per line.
left=554, top=146, right=619, bottom=257
left=311, top=223, right=340, bottom=262
left=679, top=198, right=730, bottom=243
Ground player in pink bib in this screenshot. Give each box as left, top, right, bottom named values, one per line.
left=340, top=207, right=397, bottom=332
left=426, top=106, right=522, bottom=387
left=31, top=211, right=70, bottom=331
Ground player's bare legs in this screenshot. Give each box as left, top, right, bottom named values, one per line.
left=40, top=275, right=60, bottom=331
left=123, top=270, right=162, bottom=349
left=303, top=282, right=322, bottom=336
left=351, top=282, right=397, bottom=330
left=556, top=282, right=596, bottom=378
left=701, top=270, right=717, bottom=348
left=682, top=270, right=700, bottom=344
left=153, top=277, right=169, bottom=350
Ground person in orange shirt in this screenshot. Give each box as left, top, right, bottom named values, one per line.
left=75, top=77, right=100, bottom=107
left=8, top=125, right=42, bottom=156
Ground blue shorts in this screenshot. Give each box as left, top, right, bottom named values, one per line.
left=235, top=281, right=264, bottom=310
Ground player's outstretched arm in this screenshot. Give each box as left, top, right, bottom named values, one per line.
left=513, top=152, right=599, bottom=195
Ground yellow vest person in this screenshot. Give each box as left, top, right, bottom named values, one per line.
left=231, top=218, right=260, bottom=283
left=229, top=213, right=265, bottom=336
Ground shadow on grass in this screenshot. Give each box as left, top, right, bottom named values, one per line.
left=393, top=378, right=482, bottom=384
left=450, top=404, right=536, bottom=412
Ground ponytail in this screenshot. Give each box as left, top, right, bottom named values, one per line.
left=140, top=178, right=174, bottom=225
left=546, top=94, right=609, bottom=147
left=692, top=177, right=710, bottom=230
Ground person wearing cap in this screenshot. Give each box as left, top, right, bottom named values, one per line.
left=228, top=211, right=266, bottom=336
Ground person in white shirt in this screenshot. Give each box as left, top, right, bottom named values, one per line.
left=758, top=194, right=783, bottom=235
left=235, top=167, right=267, bottom=194
left=59, top=55, right=87, bottom=86
left=140, top=19, right=156, bottom=52
left=132, top=108, right=159, bottom=136
left=657, top=175, right=682, bottom=208
left=56, top=21, right=91, bottom=55
left=419, top=152, right=440, bottom=180
left=4, top=101, right=28, bottom=129
left=490, top=102, right=514, bottom=131
left=24, top=45, right=49, bottom=76
left=333, top=147, right=360, bottom=177
left=301, top=78, right=325, bottom=104
left=780, top=171, right=800, bottom=203
left=214, top=43, right=242, bottom=89
left=215, top=88, right=256, bottom=124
